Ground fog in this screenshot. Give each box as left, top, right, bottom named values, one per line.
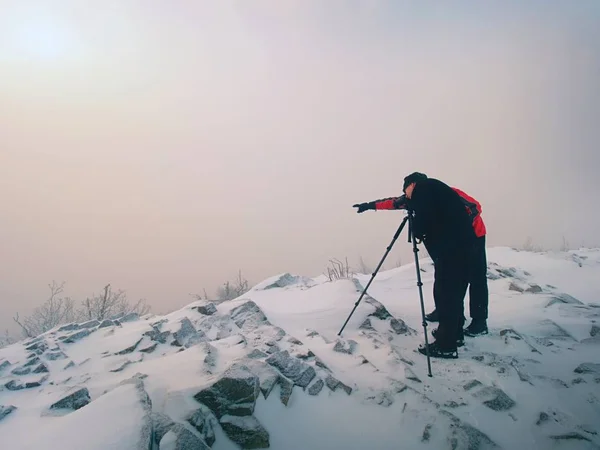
left=1, top=1, right=599, bottom=336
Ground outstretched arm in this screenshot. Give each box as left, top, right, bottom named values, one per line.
left=353, top=195, right=408, bottom=213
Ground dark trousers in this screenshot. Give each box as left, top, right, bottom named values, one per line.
left=431, top=249, right=470, bottom=350
left=468, top=236, right=489, bottom=320
left=431, top=236, right=488, bottom=323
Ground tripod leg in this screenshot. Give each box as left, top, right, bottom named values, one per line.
left=338, top=216, right=409, bottom=336
left=408, top=212, right=433, bottom=377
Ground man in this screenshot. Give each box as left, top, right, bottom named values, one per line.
left=426, top=188, right=489, bottom=337
left=353, top=172, right=477, bottom=358
left=354, top=179, right=489, bottom=339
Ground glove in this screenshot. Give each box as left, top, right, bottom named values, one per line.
left=353, top=202, right=375, bottom=213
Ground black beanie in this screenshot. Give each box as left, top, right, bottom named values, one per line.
left=403, top=172, right=428, bottom=191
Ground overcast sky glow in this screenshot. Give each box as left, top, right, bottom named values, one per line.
left=1, top=1, right=600, bottom=335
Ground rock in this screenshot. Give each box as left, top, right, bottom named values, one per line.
left=0, top=360, right=10, bottom=372
left=325, top=375, right=352, bottom=395
left=139, top=343, right=158, bottom=353
left=444, top=401, right=467, bottom=409
left=162, top=424, right=211, bottom=450
left=287, top=336, right=303, bottom=345
left=110, top=360, right=133, bottom=372
left=591, top=325, right=600, bottom=337
left=45, top=351, right=68, bottom=361
left=463, top=380, right=483, bottom=391
left=550, top=432, right=592, bottom=442
left=50, top=387, right=91, bottom=410
left=172, top=317, right=206, bottom=348
left=60, top=329, right=92, bottom=343
left=404, top=367, right=421, bottom=383
left=196, top=303, right=218, bottom=315
left=333, top=339, right=358, bottom=355
left=187, top=404, right=218, bottom=447
left=359, top=318, right=375, bottom=331
left=365, top=297, right=393, bottom=320
left=98, top=319, right=115, bottom=328
left=574, top=363, right=600, bottom=374
left=526, top=284, right=543, bottom=293
left=279, top=376, right=294, bottom=406
left=194, top=365, right=260, bottom=419
left=308, top=378, right=324, bottom=396
left=422, top=424, right=432, bottom=442
left=230, top=301, right=271, bottom=331
left=473, top=386, right=516, bottom=411
left=64, top=361, right=75, bottom=370
left=5, top=375, right=49, bottom=390
left=120, top=312, right=139, bottom=322
left=115, top=337, right=144, bottom=355
left=0, top=405, right=17, bottom=422
left=390, top=318, right=410, bottom=334
left=33, top=363, right=49, bottom=374
left=442, top=410, right=500, bottom=449
left=57, top=323, right=80, bottom=332
left=143, top=327, right=171, bottom=344
left=262, top=273, right=300, bottom=289
left=509, top=282, right=525, bottom=293
left=24, top=356, right=41, bottom=368
left=572, top=378, right=586, bottom=385
left=546, top=293, right=584, bottom=308
left=219, top=415, right=270, bottom=449
left=25, top=340, right=48, bottom=354
left=265, top=350, right=316, bottom=388
left=151, top=412, right=175, bottom=444
left=536, top=412, right=549, bottom=426
left=247, top=349, right=268, bottom=359
left=11, top=366, right=31, bottom=376
left=80, top=319, right=100, bottom=329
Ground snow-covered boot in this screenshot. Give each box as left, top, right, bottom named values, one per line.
left=464, top=319, right=488, bottom=337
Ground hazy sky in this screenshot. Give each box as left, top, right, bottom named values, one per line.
left=1, top=1, right=600, bottom=335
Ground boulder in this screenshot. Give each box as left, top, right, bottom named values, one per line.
left=120, top=312, right=140, bottom=323
left=265, top=350, right=316, bottom=388
left=59, top=329, right=92, bottom=344
left=187, top=404, right=218, bottom=447
left=0, top=360, right=10, bottom=372
left=172, top=318, right=205, bottom=348
left=50, top=387, right=91, bottom=410
left=151, top=412, right=175, bottom=444
left=219, top=415, right=270, bottom=449
left=25, top=340, right=48, bottom=355
left=115, top=337, right=144, bottom=355
left=279, top=376, right=294, bottom=406
left=79, top=319, right=100, bottom=329
left=196, top=303, right=218, bottom=316
left=139, top=343, right=158, bottom=354
left=33, top=363, right=49, bottom=374
left=45, top=351, right=68, bottom=361
left=57, top=323, right=80, bottom=333
left=160, top=424, right=211, bottom=450
left=143, top=327, right=171, bottom=344
left=0, top=405, right=17, bottom=422
left=98, top=319, right=115, bottom=328
left=574, top=363, right=600, bottom=375
left=325, top=375, right=352, bottom=395
left=473, top=386, right=516, bottom=411
left=333, top=339, right=357, bottom=355
left=308, top=378, right=324, bottom=396
left=194, top=365, right=260, bottom=419
left=230, top=301, right=271, bottom=331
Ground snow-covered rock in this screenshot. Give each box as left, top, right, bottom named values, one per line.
left=0, top=247, right=599, bottom=449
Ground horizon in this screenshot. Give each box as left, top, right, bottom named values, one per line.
left=2, top=1, right=600, bottom=337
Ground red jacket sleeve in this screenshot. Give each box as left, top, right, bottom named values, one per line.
left=373, top=196, right=408, bottom=210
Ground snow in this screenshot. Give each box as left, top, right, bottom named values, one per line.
left=1, top=246, right=600, bottom=449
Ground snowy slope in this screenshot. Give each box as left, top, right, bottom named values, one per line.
left=1, top=247, right=600, bottom=450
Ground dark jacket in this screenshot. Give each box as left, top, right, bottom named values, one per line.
left=407, top=178, right=476, bottom=260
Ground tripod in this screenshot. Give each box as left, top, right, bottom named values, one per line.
left=338, top=210, right=433, bottom=377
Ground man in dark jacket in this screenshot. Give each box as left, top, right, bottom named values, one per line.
left=353, top=178, right=490, bottom=339
left=353, top=172, right=477, bottom=358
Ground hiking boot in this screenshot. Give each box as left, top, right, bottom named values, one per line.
left=432, top=327, right=464, bottom=347
left=418, top=341, right=458, bottom=359
left=464, top=319, right=488, bottom=337
left=425, top=309, right=439, bottom=322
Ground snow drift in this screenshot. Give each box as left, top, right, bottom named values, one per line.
left=1, top=247, right=600, bottom=449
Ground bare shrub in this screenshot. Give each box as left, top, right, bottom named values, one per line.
left=216, top=270, right=251, bottom=302
left=13, top=281, right=76, bottom=338
left=79, top=283, right=150, bottom=321
left=325, top=257, right=353, bottom=281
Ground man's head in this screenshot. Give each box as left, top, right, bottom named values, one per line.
left=403, top=172, right=428, bottom=198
